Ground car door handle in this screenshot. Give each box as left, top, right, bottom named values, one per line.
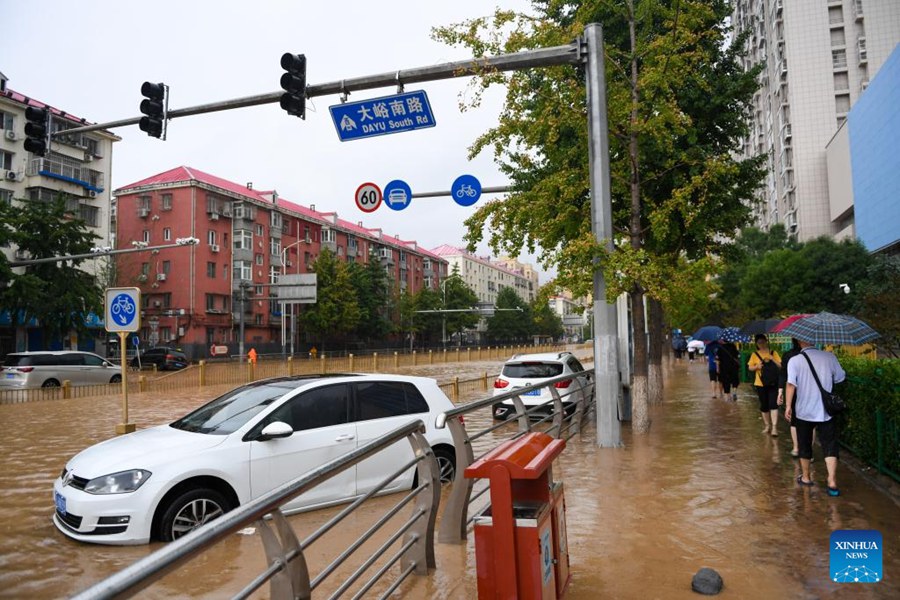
left=334, top=434, right=355, bottom=442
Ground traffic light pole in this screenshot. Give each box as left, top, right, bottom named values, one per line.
left=52, top=26, right=623, bottom=447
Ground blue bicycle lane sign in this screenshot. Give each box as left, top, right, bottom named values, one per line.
left=105, top=287, right=141, bottom=332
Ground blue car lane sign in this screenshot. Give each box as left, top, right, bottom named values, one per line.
left=329, top=90, right=436, bottom=142
left=384, top=179, right=412, bottom=211
left=105, top=287, right=141, bottom=333
left=452, top=174, right=481, bottom=207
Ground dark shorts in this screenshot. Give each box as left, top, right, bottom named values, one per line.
left=708, top=370, right=718, bottom=382
left=795, top=417, right=839, bottom=459
left=756, top=385, right=778, bottom=411
left=721, top=379, right=738, bottom=394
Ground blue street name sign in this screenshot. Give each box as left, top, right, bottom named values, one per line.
left=329, top=90, right=436, bottom=142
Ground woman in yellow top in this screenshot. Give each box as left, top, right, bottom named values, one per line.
left=748, top=334, right=782, bottom=436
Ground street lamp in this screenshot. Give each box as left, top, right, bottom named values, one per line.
left=237, top=281, right=252, bottom=361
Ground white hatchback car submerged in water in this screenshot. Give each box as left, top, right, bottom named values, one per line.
left=53, top=374, right=457, bottom=545
left=491, top=352, right=591, bottom=420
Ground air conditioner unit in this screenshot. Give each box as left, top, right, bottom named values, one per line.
left=156, top=273, right=167, bottom=281
left=138, top=208, right=150, bottom=218
left=153, top=301, right=162, bottom=307
left=210, top=244, right=220, bottom=253
left=209, top=212, right=220, bottom=221
left=285, top=260, right=293, bottom=267
left=304, top=236, right=312, bottom=244
left=14, top=249, right=28, bottom=260
left=88, top=190, right=98, bottom=198
left=6, top=170, right=17, bottom=181
left=4, top=130, right=16, bottom=141
left=83, top=153, right=93, bottom=162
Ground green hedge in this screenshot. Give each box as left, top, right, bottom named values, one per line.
left=837, top=356, right=900, bottom=481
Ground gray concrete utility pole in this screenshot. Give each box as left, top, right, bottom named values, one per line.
left=55, top=25, right=624, bottom=446
left=584, top=24, right=622, bottom=447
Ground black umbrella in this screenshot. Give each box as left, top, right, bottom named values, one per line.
left=739, top=318, right=782, bottom=336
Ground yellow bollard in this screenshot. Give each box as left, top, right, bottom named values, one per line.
left=467, top=348, right=471, bottom=362
left=443, top=349, right=447, bottom=363
left=413, top=350, right=417, bottom=366
left=453, top=377, right=459, bottom=402
left=199, top=360, right=206, bottom=387
left=320, top=355, right=326, bottom=374
left=63, top=380, right=72, bottom=399
left=483, top=371, right=488, bottom=390
left=139, top=375, right=147, bottom=393
left=373, top=352, right=379, bottom=372
left=429, top=350, right=433, bottom=364
left=349, top=354, right=355, bottom=371
left=456, top=348, right=461, bottom=362
left=394, top=352, right=399, bottom=368
left=287, top=356, right=294, bottom=376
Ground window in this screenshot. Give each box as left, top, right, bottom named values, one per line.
left=139, top=194, right=151, bottom=210
left=207, top=262, right=217, bottom=278
left=206, top=294, right=216, bottom=310
left=322, top=228, right=336, bottom=243
left=223, top=264, right=229, bottom=279
left=141, top=262, right=150, bottom=276
left=255, top=253, right=264, bottom=265
left=263, top=385, right=350, bottom=432
left=207, top=230, right=217, bottom=245
left=163, top=227, right=172, bottom=241
left=256, top=224, right=264, bottom=237
left=142, top=230, right=150, bottom=243
left=162, top=260, right=171, bottom=274
left=270, top=238, right=281, bottom=256
left=235, top=229, right=253, bottom=250
left=161, top=193, right=173, bottom=210
left=0, top=150, right=12, bottom=171
left=271, top=212, right=282, bottom=229
left=233, top=260, right=252, bottom=281
left=0, top=110, right=13, bottom=130
left=304, top=225, right=311, bottom=242
left=0, top=189, right=12, bottom=206
left=355, top=381, right=429, bottom=421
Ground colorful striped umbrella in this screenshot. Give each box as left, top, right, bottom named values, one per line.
left=771, top=314, right=814, bottom=333
left=779, top=312, right=880, bottom=346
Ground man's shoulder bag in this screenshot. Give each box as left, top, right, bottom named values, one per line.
left=800, top=351, right=846, bottom=416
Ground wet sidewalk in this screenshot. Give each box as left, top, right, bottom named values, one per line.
left=408, top=359, right=900, bottom=599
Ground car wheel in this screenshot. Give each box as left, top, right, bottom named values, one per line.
left=41, top=379, right=61, bottom=388
left=109, top=374, right=122, bottom=384
left=157, top=487, right=232, bottom=542
left=433, top=447, right=456, bottom=485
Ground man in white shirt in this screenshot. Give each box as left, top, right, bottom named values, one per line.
left=784, top=340, right=846, bottom=496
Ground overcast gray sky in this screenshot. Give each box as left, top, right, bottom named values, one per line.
left=2, top=0, right=556, bottom=278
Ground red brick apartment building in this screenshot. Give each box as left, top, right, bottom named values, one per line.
left=113, top=167, right=447, bottom=358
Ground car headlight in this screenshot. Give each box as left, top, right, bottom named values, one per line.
left=84, top=469, right=152, bottom=494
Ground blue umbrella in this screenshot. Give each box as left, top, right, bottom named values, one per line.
left=779, top=312, right=880, bottom=346
left=719, top=326, right=752, bottom=343
left=691, top=325, right=723, bottom=342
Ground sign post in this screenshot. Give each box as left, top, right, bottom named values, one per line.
left=105, top=287, right=141, bottom=435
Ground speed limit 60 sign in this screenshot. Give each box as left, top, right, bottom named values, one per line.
left=355, top=182, right=382, bottom=213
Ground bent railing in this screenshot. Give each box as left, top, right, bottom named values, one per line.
left=70, top=420, right=441, bottom=600
left=436, top=369, right=595, bottom=543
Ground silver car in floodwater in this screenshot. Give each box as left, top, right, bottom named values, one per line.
left=0, top=351, right=122, bottom=389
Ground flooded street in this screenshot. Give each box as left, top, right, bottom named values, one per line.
left=1, top=353, right=898, bottom=598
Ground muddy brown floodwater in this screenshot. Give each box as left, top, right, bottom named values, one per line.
left=1, top=353, right=897, bottom=599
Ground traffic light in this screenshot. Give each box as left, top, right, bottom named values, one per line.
left=280, top=53, right=306, bottom=118
left=23, top=106, right=50, bottom=157
left=139, top=81, right=168, bottom=139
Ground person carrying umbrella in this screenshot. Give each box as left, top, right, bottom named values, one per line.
left=781, top=312, right=878, bottom=496
left=748, top=334, right=782, bottom=436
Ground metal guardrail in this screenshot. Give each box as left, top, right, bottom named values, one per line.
left=436, top=369, right=595, bottom=543
left=70, top=420, right=441, bottom=600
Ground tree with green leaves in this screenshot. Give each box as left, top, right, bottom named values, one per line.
left=348, top=257, right=392, bottom=343
left=853, top=255, right=900, bottom=357
left=298, top=249, right=360, bottom=350
left=441, top=270, right=479, bottom=345
left=486, top=287, right=532, bottom=343
left=412, top=286, right=444, bottom=346
left=0, top=196, right=102, bottom=345
left=435, top=0, right=764, bottom=431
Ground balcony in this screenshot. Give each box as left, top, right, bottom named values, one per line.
left=853, top=0, right=864, bottom=20
left=26, top=157, right=104, bottom=192
left=858, top=37, right=867, bottom=63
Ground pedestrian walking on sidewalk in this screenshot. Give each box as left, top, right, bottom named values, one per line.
left=777, top=338, right=803, bottom=456
left=705, top=340, right=722, bottom=399
left=748, top=334, right=781, bottom=436
left=784, top=340, right=846, bottom=496
left=716, top=341, right=741, bottom=400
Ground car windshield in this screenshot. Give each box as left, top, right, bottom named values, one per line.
left=170, top=380, right=303, bottom=435
left=503, top=362, right=564, bottom=379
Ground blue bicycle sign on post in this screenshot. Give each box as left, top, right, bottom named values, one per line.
left=451, top=174, right=482, bottom=207
left=104, top=287, right=141, bottom=435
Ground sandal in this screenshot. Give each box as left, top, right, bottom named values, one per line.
left=827, top=486, right=841, bottom=497
left=796, top=475, right=814, bottom=487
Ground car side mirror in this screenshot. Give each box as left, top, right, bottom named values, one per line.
left=258, top=421, right=293, bottom=441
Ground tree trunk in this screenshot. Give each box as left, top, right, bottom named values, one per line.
left=627, top=0, right=650, bottom=433
left=648, top=297, right=664, bottom=404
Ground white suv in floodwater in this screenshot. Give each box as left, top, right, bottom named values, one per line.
left=491, top=352, right=591, bottom=420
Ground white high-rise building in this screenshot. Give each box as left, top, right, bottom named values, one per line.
left=732, top=0, right=900, bottom=240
